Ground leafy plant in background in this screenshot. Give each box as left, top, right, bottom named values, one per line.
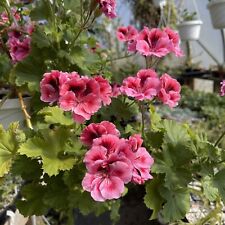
left=0, top=1, right=225, bottom=225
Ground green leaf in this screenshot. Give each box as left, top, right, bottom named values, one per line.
left=18, top=128, right=81, bottom=176
left=163, top=120, right=189, bottom=145
left=16, top=183, right=48, bottom=216
left=44, top=175, right=69, bottom=210
left=213, top=168, right=225, bottom=202
left=146, top=131, right=164, bottom=149
left=0, top=123, right=22, bottom=177
left=38, top=106, right=74, bottom=126
left=160, top=188, right=190, bottom=223
left=30, top=0, right=52, bottom=21
left=11, top=156, right=43, bottom=180
left=202, top=176, right=219, bottom=201
left=144, top=177, right=164, bottom=220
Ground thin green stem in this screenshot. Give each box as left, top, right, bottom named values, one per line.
left=214, top=130, right=225, bottom=147
left=138, top=103, right=145, bottom=138
left=105, top=53, right=135, bottom=63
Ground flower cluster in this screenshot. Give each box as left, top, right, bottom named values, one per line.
left=98, top=0, right=117, bottom=19
left=0, top=7, right=34, bottom=63
left=220, top=80, right=225, bottom=96
left=40, top=70, right=113, bottom=123
left=120, top=69, right=181, bottom=108
left=81, top=121, right=154, bottom=201
left=117, top=26, right=183, bottom=58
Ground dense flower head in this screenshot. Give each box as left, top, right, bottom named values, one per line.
left=98, top=0, right=117, bottom=19
left=220, top=80, right=225, bottom=96
left=120, top=69, right=181, bottom=107
left=40, top=71, right=113, bottom=123
left=117, top=25, right=183, bottom=58
left=117, top=25, right=138, bottom=42
left=158, top=73, right=181, bottom=108
left=120, top=69, right=161, bottom=101
left=82, top=125, right=154, bottom=201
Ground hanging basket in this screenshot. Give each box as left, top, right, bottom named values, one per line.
left=207, top=0, right=225, bottom=29
left=153, top=0, right=166, bottom=7
left=177, top=20, right=203, bottom=41
left=0, top=97, right=31, bottom=129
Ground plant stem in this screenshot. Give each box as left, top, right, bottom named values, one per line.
left=139, top=103, right=145, bottom=137
left=17, top=92, right=33, bottom=129
left=214, top=130, right=225, bottom=147
left=106, top=53, right=135, bottom=63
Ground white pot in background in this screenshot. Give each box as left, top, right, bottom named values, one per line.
left=177, top=20, right=203, bottom=41
left=153, top=0, right=166, bottom=7
left=0, top=97, right=31, bottom=129
left=207, top=0, right=225, bottom=29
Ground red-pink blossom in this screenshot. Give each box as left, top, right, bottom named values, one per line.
left=0, top=8, right=20, bottom=26
left=158, top=73, right=181, bottom=108
left=82, top=130, right=154, bottom=201
left=136, top=27, right=172, bottom=57
left=120, top=69, right=160, bottom=101
left=163, top=27, right=183, bottom=57
left=7, top=36, right=31, bottom=63
left=220, top=80, right=225, bottom=96
left=40, top=70, right=69, bottom=104
left=99, top=0, right=117, bottom=19
left=94, top=76, right=112, bottom=106
left=80, top=121, right=120, bottom=146
left=82, top=134, right=133, bottom=201
left=117, top=25, right=138, bottom=42
left=111, top=84, right=121, bottom=97
left=59, top=76, right=101, bottom=123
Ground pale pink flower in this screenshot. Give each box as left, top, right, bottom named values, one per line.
left=120, top=69, right=160, bottom=101
left=0, top=8, right=20, bottom=26
left=94, top=76, right=112, bottom=106
left=80, top=121, right=120, bottom=146
left=99, top=0, right=117, bottom=19
left=163, top=27, right=183, bottom=57
left=220, top=80, right=225, bottom=96
left=158, top=73, right=181, bottom=108
left=7, top=36, right=31, bottom=63
left=136, top=27, right=172, bottom=57
left=117, top=25, right=138, bottom=42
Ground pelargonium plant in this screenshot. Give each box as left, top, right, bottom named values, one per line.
left=1, top=0, right=225, bottom=225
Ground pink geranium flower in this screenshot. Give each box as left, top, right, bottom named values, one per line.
left=163, top=27, right=183, bottom=57
left=99, top=0, right=117, bottom=19
left=220, top=80, right=225, bottom=96
left=59, top=76, right=101, bottom=123
left=7, top=36, right=31, bottom=63
left=117, top=25, right=138, bottom=42
left=136, top=27, right=172, bottom=57
left=82, top=134, right=133, bottom=201
left=158, top=73, right=181, bottom=108
left=80, top=121, right=120, bottom=146
left=120, top=69, right=160, bottom=101
left=94, top=76, right=112, bottom=106
left=40, top=70, right=69, bottom=104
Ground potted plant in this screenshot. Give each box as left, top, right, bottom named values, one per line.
left=1, top=0, right=225, bottom=225
left=208, top=0, right=225, bottom=29
left=177, top=9, right=203, bottom=41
